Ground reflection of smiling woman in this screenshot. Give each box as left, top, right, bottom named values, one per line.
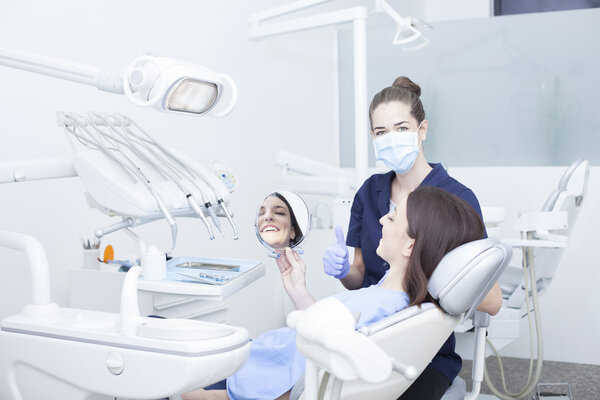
left=258, top=193, right=303, bottom=249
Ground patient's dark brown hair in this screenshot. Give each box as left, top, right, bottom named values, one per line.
left=404, top=186, right=485, bottom=307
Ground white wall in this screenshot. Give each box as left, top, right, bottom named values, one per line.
left=0, top=0, right=340, bottom=338
left=2, top=0, right=594, bottom=368
left=450, top=166, right=600, bottom=365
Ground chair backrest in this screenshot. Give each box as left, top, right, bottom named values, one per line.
left=293, top=238, right=512, bottom=400
left=502, top=159, right=589, bottom=307
left=541, top=158, right=589, bottom=214
left=429, top=238, right=512, bottom=321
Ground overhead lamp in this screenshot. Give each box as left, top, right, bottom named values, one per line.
left=0, top=47, right=237, bottom=118
left=375, top=0, right=432, bottom=51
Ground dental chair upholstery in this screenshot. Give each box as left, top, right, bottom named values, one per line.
left=290, top=237, right=512, bottom=400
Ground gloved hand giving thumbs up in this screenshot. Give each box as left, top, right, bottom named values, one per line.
left=323, top=225, right=350, bottom=279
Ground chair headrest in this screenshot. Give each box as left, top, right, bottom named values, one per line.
left=428, top=238, right=512, bottom=320
left=542, top=158, right=589, bottom=212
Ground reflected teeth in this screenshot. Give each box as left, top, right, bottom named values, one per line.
left=263, top=227, right=279, bottom=232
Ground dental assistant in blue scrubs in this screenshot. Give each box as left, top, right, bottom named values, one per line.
left=323, top=76, right=503, bottom=400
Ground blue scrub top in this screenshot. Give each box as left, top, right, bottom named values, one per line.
left=346, top=163, right=486, bottom=383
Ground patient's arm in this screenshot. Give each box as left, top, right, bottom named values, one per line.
left=183, top=387, right=291, bottom=400
left=276, top=248, right=315, bottom=310
left=182, top=388, right=229, bottom=400
left=476, top=282, right=502, bottom=315
left=340, top=247, right=366, bottom=290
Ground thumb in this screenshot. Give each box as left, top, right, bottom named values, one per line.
left=334, top=224, right=346, bottom=247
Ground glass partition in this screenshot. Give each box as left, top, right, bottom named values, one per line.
left=338, top=8, right=600, bottom=167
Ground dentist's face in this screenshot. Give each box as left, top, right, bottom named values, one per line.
left=376, top=198, right=413, bottom=265
left=258, top=196, right=295, bottom=249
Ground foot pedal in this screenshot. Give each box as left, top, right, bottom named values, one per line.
left=536, top=382, right=572, bottom=399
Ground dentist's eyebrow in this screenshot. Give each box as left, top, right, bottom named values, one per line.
left=373, top=120, right=409, bottom=131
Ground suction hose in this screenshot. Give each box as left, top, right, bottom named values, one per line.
left=483, top=233, right=544, bottom=399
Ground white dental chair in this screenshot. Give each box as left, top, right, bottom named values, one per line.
left=0, top=232, right=250, bottom=400
left=499, top=158, right=589, bottom=309
left=287, top=237, right=512, bottom=400
left=450, top=159, right=590, bottom=400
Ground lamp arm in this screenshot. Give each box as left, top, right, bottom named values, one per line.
left=0, top=46, right=124, bottom=94
left=375, top=0, right=406, bottom=25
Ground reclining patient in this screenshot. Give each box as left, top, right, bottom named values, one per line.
left=183, top=186, right=485, bottom=400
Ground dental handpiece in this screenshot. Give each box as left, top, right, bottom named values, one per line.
left=218, top=200, right=238, bottom=240
left=116, top=114, right=232, bottom=240
left=116, top=118, right=225, bottom=240
left=148, top=185, right=178, bottom=251
left=64, top=115, right=178, bottom=250
left=205, top=202, right=224, bottom=236
left=117, top=134, right=217, bottom=241
left=187, top=196, right=215, bottom=240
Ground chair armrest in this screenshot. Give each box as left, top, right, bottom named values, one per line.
left=514, top=211, right=567, bottom=232
left=501, top=238, right=567, bottom=248
left=358, top=303, right=435, bottom=336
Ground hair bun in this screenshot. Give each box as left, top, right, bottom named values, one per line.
left=392, top=76, right=421, bottom=97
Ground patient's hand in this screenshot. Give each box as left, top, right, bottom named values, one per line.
left=476, top=282, right=503, bottom=315
left=276, top=248, right=315, bottom=310
left=276, top=248, right=306, bottom=292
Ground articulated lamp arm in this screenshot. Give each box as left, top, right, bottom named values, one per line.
left=0, top=47, right=237, bottom=118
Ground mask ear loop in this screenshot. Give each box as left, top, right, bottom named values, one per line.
left=416, top=120, right=425, bottom=150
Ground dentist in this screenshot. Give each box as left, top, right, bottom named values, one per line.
left=323, top=76, right=502, bottom=400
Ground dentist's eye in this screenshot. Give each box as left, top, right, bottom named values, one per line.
left=374, top=130, right=386, bottom=136
left=397, top=126, right=408, bottom=132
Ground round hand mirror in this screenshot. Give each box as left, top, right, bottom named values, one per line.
left=254, top=191, right=311, bottom=256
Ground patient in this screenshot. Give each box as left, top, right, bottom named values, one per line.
left=184, top=187, right=485, bottom=400
left=257, top=192, right=304, bottom=249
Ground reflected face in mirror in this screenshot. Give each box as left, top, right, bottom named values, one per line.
left=257, top=193, right=304, bottom=250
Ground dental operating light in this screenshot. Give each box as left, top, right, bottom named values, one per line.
left=0, top=47, right=237, bottom=118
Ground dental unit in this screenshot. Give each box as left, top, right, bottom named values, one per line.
left=0, top=46, right=257, bottom=398
left=56, top=111, right=239, bottom=248
left=0, top=46, right=241, bottom=246
left=0, top=231, right=250, bottom=399
left=452, top=158, right=590, bottom=400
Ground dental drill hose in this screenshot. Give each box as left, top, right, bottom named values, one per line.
left=483, top=234, right=544, bottom=399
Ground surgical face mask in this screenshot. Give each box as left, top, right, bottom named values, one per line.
left=372, top=124, right=422, bottom=174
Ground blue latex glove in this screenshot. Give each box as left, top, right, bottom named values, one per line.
left=323, top=225, right=350, bottom=279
